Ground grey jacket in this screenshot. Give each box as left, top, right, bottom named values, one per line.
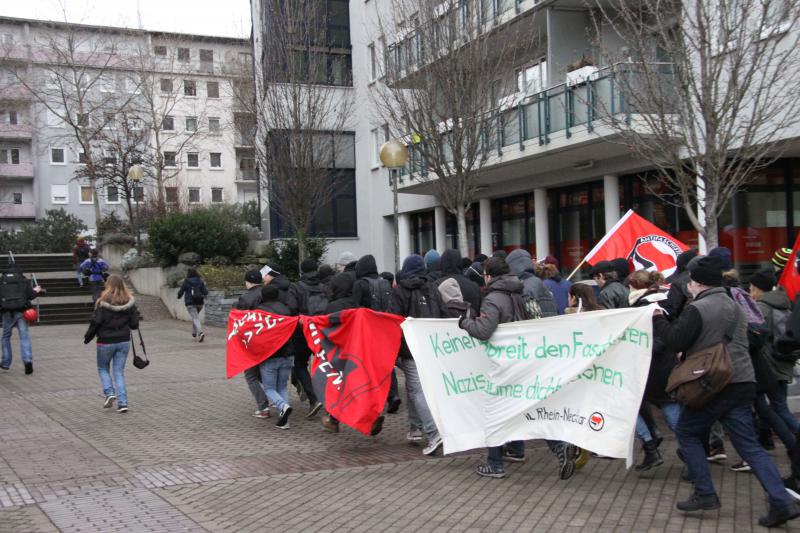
left=598, top=280, right=629, bottom=310
left=757, top=289, right=795, bottom=382
left=459, top=274, right=523, bottom=341
left=506, top=249, right=557, bottom=317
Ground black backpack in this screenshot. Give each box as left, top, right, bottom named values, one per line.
left=301, top=282, right=329, bottom=315
left=407, top=283, right=443, bottom=319
left=366, top=277, right=392, bottom=312
left=0, top=267, right=29, bottom=311
left=189, top=283, right=205, bottom=306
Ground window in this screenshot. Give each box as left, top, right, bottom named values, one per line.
left=2, top=34, right=14, bottom=45
left=162, top=115, right=174, bottom=131
left=188, top=187, right=200, bottom=203
left=76, top=113, right=89, bottom=128
left=160, top=78, right=173, bottom=92
left=0, top=149, right=20, bottom=164
left=165, top=187, right=178, bottom=204
left=50, top=147, right=65, bottom=164
left=184, top=80, right=196, bottom=96
left=99, top=75, right=114, bottom=93
left=102, top=148, right=116, bottom=166
left=47, top=110, right=64, bottom=128
left=517, top=59, right=547, bottom=95
left=76, top=147, right=87, bottom=164
left=368, top=43, right=376, bottom=81
left=133, top=185, right=144, bottom=203
left=187, top=152, right=199, bottom=168
left=206, top=81, right=219, bottom=98
left=124, top=77, right=138, bottom=94
left=127, top=117, right=143, bottom=130
left=12, top=192, right=21, bottom=205
left=103, top=112, right=115, bottom=128
left=211, top=188, right=223, bottom=203
left=80, top=186, right=94, bottom=204
left=210, top=152, right=222, bottom=168
left=154, top=45, right=167, bottom=56
left=51, top=184, right=68, bottom=204
left=8, top=110, right=18, bottom=125
left=163, top=151, right=176, bottom=167
left=199, top=49, right=214, bottom=63
left=208, top=117, right=220, bottom=133
left=185, top=116, right=197, bottom=132
left=177, top=47, right=190, bottom=62
left=107, top=186, right=119, bottom=203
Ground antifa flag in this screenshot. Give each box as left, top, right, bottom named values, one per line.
left=302, top=308, right=404, bottom=436
left=584, top=209, right=689, bottom=277
left=779, top=233, right=800, bottom=301
left=226, top=309, right=300, bottom=378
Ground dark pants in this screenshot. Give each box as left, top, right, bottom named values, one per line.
left=754, top=392, right=797, bottom=451
left=89, top=280, right=104, bottom=303
left=388, top=368, right=399, bottom=401
left=292, top=334, right=317, bottom=404
left=487, top=441, right=524, bottom=471
left=676, top=392, right=792, bottom=509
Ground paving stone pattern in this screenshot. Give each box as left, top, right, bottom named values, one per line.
left=1, top=319, right=799, bottom=531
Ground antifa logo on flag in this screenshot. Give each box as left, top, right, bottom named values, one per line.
left=627, top=235, right=684, bottom=277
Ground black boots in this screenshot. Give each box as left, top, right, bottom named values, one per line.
left=24, top=362, right=33, bottom=375
left=635, top=440, right=664, bottom=472
left=758, top=503, right=800, bottom=527
left=677, top=493, right=721, bottom=512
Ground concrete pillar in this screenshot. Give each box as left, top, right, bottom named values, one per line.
left=398, top=213, right=412, bottom=265
left=434, top=206, right=447, bottom=252
left=534, top=188, right=549, bottom=260
left=603, top=174, right=620, bottom=231
left=479, top=198, right=493, bottom=255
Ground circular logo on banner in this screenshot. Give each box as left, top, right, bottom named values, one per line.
left=589, top=412, right=605, bottom=431
left=627, top=235, right=684, bottom=277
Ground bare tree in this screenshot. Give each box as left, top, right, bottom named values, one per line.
left=372, top=0, right=536, bottom=256
left=3, top=20, right=142, bottom=237
left=593, top=0, right=800, bottom=248
left=254, top=0, right=354, bottom=261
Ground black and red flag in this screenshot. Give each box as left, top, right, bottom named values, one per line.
left=226, top=309, right=300, bottom=378
left=302, top=308, right=404, bottom=436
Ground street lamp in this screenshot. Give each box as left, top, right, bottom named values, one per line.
left=127, top=164, right=144, bottom=253
left=379, top=140, right=409, bottom=272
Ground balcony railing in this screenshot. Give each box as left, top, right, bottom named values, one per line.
left=0, top=83, right=32, bottom=101
left=0, top=162, right=34, bottom=179
left=235, top=131, right=255, bottom=147
left=0, top=202, right=35, bottom=218
left=236, top=169, right=257, bottom=181
left=0, top=123, right=32, bottom=140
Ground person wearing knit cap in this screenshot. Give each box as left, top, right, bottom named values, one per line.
left=707, top=246, right=733, bottom=271
left=492, top=249, right=508, bottom=260
left=336, top=251, right=355, bottom=272
left=424, top=249, right=442, bottom=282
left=653, top=254, right=798, bottom=526
left=773, top=247, right=793, bottom=277
left=235, top=268, right=269, bottom=419
left=542, top=255, right=558, bottom=267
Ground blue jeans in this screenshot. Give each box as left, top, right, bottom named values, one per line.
left=755, top=390, right=797, bottom=451
left=259, top=356, right=293, bottom=411
left=676, top=392, right=792, bottom=509
left=76, top=266, right=84, bottom=286
left=771, top=382, right=800, bottom=434
left=636, top=402, right=682, bottom=442
left=2, top=311, right=32, bottom=367
left=97, top=342, right=129, bottom=406
left=398, top=357, right=439, bottom=441
left=488, top=441, right=524, bottom=471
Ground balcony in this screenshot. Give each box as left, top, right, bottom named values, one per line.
left=0, top=163, right=34, bottom=179
left=234, top=131, right=255, bottom=148
left=0, top=83, right=33, bottom=101
left=0, top=202, right=35, bottom=219
left=236, top=169, right=257, bottom=182
left=0, top=123, right=32, bottom=141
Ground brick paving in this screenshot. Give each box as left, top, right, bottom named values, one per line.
left=1, top=319, right=800, bottom=531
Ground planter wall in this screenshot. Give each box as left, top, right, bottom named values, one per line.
left=99, top=244, right=131, bottom=270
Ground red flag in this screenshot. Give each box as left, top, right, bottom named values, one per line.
left=584, top=209, right=689, bottom=277
left=302, top=308, right=404, bottom=436
left=779, top=234, right=800, bottom=301
left=226, top=309, right=300, bottom=378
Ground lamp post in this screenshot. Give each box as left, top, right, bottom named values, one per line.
left=379, top=140, right=409, bottom=272
left=127, top=164, right=144, bottom=253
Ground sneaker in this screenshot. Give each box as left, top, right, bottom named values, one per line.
left=758, top=504, right=800, bottom=527
left=103, top=395, right=117, bottom=408
left=476, top=464, right=505, bottom=478
left=730, top=460, right=751, bottom=472
left=322, top=415, right=339, bottom=433
left=785, top=477, right=800, bottom=502
left=370, top=415, right=385, bottom=436
left=198, top=332, right=205, bottom=343
left=0, top=364, right=8, bottom=370
left=276, top=405, right=292, bottom=429
left=557, top=444, right=578, bottom=480
left=422, top=435, right=443, bottom=456
left=406, top=428, right=423, bottom=442
left=386, top=397, right=402, bottom=414
left=707, top=444, right=727, bottom=463
left=116, top=405, right=128, bottom=413
left=502, top=451, right=526, bottom=463
left=24, top=362, right=32, bottom=375
left=306, top=401, right=323, bottom=419
left=575, top=448, right=590, bottom=470
left=676, top=492, right=721, bottom=512
left=192, top=333, right=196, bottom=338
left=252, top=408, right=271, bottom=418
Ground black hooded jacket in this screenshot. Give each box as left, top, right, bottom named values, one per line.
left=287, top=271, right=326, bottom=315
left=84, top=297, right=140, bottom=344
left=269, top=274, right=293, bottom=308
left=326, top=273, right=358, bottom=313
left=352, top=255, right=379, bottom=308
left=257, top=286, right=293, bottom=357
left=436, top=249, right=481, bottom=315
left=389, top=275, right=448, bottom=359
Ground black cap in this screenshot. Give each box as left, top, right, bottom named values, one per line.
left=300, top=258, right=318, bottom=274
left=689, top=256, right=725, bottom=286
left=244, top=269, right=263, bottom=284
left=590, top=260, right=612, bottom=277
left=610, top=258, right=630, bottom=279
left=749, top=268, right=776, bottom=292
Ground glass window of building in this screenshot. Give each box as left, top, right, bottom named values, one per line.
left=188, top=188, right=200, bottom=203
left=211, top=188, right=223, bottom=203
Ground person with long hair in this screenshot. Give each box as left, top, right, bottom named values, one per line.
left=565, top=283, right=602, bottom=313
left=177, top=267, right=208, bottom=342
left=84, top=275, right=139, bottom=413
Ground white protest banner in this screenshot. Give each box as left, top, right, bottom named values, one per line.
left=401, top=306, right=657, bottom=465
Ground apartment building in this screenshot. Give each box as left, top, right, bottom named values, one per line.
left=0, top=16, right=256, bottom=233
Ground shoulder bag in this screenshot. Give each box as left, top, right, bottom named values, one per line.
left=131, top=328, right=149, bottom=369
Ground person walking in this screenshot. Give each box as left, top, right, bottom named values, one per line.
left=459, top=256, right=578, bottom=479
left=72, top=237, right=91, bottom=287
left=83, top=275, right=139, bottom=413
left=437, top=249, right=482, bottom=315
left=591, top=260, right=629, bottom=310
left=506, top=249, right=558, bottom=317
left=0, top=263, right=43, bottom=374
left=564, top=283, right=602, bottom=313
left=257, top=285, right=294, bottom=429
left=80, top=249, right=109, bottom=303
left=177, top=267, right=208, bottom=342
left=653, top=255, right=799, bottom=527
left=235, top=269, right=270, bottom=419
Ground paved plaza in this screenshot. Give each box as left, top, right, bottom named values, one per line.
left=1, top=314, right=800, bottom=532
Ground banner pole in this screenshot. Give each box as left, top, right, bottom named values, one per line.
left=566, top=257, right=588, bottom=281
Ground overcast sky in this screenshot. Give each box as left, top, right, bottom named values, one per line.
left=1, top=0, right=252, bottom=38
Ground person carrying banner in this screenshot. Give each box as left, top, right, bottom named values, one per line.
left=256, top=285, right=294, bottom=429
left=506, top=249, right=557, bottom=317
left=663, top=248, right=698, bottom=318
left=352, top=254, right=390, bottom=312
left=564, top=283, right=602, bottom=314
left=436, top=249, right=482, bottom=315
left=424, top=249, right=442, bottom=282
left=653, top=255, right=799, bottom=527
left=388, top=254, right=448, bottom=454
left=592, top=260, right=629, bottom=310
left=235, top=269, right=271, bottom=418
left=459, top=256, right=578, bottom=480
left=287, top=259, right=326, bottom=419
left=261, top=264, right=291, bottom=305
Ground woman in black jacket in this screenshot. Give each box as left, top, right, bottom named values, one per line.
left=84, top=275, right=139, bottom=413
left=177, top=268, right=208, bottom=342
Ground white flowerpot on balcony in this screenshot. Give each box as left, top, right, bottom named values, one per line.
left=566, top=65, right=599, bottom=87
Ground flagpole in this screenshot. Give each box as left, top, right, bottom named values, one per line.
left=566, top=257, right=588, bottom=281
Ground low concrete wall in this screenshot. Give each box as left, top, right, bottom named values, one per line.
left=128, top=267, right=167, bottom=298
left=204, top=290, right=242, bottom=327
left=100, top=244, right=131, bottom=271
